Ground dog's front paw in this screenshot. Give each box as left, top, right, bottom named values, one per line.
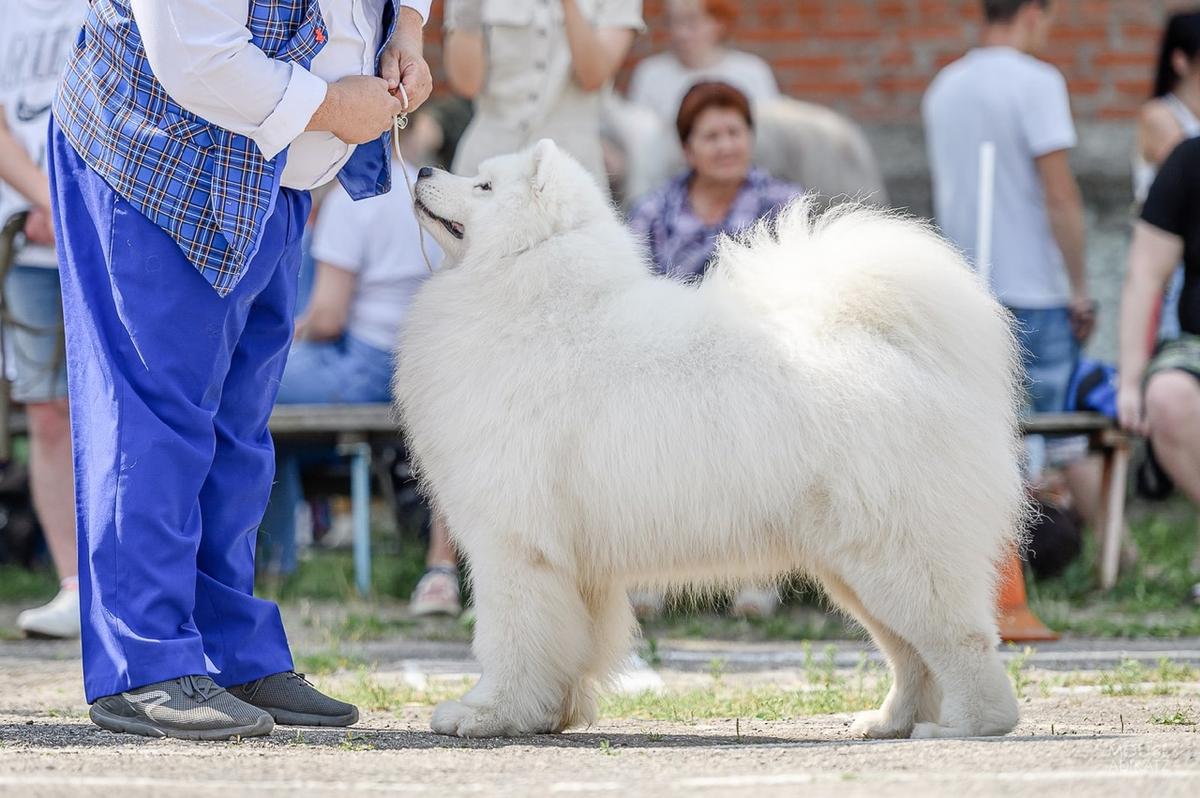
left=431, top=700, right=477, bottom=736
left=430, top=699, right=552, bottom=738
left=850, top=709, right=914, bottom=739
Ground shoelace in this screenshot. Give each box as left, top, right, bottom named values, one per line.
left=242, top=671, right=313, bottom=699
left=179, top=675, right=223, bottom=703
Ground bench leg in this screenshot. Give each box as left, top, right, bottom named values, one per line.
left=345, top=441, right=372, bottom=598
left=1097, top=443, right=1130, bottom=591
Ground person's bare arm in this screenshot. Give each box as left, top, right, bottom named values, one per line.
left=0, top=106, right=52, bottom=210
left=1036, top=148, right=1093, bottom=339
left=1117, top=221, right=1184, bottom=434
left=560, top=0, right=636, bottom=92
left=294, top=262, right=357, bottom=342
left=1137, top=102, right=1185, bottom=167
left=444, top=29, right=486, bottom=98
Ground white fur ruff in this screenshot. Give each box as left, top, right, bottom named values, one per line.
left=397, top=141, right=1025, bottom=740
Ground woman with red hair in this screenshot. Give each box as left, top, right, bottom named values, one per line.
left=628, top=0, right=779, bottom=120
left=629, top=81, right=800, bottom=280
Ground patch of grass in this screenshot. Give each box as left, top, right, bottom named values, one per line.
left=329, top=671, right=470, bottom=712
left=260, top=544, right=428, bottom=603
left=338, top=731, right=377, bottom=751
left=1150, top=708, right=1197, bottom=726
left=293, top=650, right=370, bottom=675
left=601, top=654, right=889, bottom=723
left=0, top=565, right=58, bottom=603
left=1029, top=498, right=1200, bottom=638
left=1087, top=658, right=1196, bottom=697
left=1006, top=645, right=1034, bottom=700
left=598, top=738, right=617, bottom=756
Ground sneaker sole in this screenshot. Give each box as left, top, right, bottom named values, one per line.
left=89, top=704, right=275, bottom=741
left=265, top=706, right=359, bottom=727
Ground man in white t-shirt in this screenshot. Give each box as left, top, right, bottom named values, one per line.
left=0, top=0, right=89, bottom=641
left=923, top=0, right=1093, bottom=421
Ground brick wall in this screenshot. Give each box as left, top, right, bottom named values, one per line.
left=424, top=0, right=1200, bottom=122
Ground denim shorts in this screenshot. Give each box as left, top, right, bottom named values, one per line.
left=2, top=265, right=68, bottom=403
left=1008, top=306, right=1085, bottom=471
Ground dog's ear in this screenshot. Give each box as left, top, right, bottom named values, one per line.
left=531, top=139, right=559, bottom=195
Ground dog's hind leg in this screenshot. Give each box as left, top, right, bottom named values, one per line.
left=832, top=561, right=1019, bottom=739
left=817, top=570, right=940, bottom=739
left=430, top=553, right=592, bottom=738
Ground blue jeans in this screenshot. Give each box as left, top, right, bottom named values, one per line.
left=258, top=335, right=394, bottom=575
left=50, top=119, right=304, bottom=701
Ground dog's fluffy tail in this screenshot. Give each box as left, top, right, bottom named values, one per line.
left=708, top=197, right=1027, bottom=558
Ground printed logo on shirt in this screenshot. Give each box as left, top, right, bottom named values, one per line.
left=13, top=99, right=52, bottom=123
left=315, top=26, right=326, bottom=44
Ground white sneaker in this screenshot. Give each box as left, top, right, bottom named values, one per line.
left=730, top=586, right=779, bottom=619
left=17, top=588, right=81, bottom=639
left=409, top=566, right=462, bottom=617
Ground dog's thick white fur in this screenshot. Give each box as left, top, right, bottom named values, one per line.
left=397, top=140, right=1025, bottom=741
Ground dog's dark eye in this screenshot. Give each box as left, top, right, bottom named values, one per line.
left=476, top=182, right=492, bottom=192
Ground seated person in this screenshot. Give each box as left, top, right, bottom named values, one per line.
left=629, top=81, right=802, bottom=280
left=259, top=140, right=463, bottom=615
left=1118, top=137, right=1200, bottom=605
left=628, top=0, right=778, bottom=122
left=627, top=82, right=800, bottom=618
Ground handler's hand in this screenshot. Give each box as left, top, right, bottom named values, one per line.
left=309, top=75, right=405, bottom=144
left=1117, top=380, right=1148, bottom=437
left=379, top=8, right=432, bottom=112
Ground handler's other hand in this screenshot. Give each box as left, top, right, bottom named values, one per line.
left=379, top=12, right=432, bottom=112
left=311, top=76, right=405, bottom=145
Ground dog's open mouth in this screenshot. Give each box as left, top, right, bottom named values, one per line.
left=415, top=200, right=465, bottom=240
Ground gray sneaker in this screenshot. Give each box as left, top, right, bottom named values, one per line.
left=228, top=671, right=359, bottom=727
left=90, top=675, right=274, bottom=741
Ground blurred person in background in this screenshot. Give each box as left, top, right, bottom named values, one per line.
left=923, top=0, right=1096, bottom=477
left=442, top=0, right=643, bottom=191
left=627, top=81, right=800, bottom=617
left=1134, top=11, right=1200, bottom=344
left=1118, top=137, right=1200, bottom=605
left=261, top=122, right=462, bottom=615
left=627, top=0, right=778, bottom=121
left=630, top=82, right=800, bottom=280
left=0, top=0, right=89, bottom=639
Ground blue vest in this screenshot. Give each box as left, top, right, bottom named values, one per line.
left=54, top=0, right=397, bottom=296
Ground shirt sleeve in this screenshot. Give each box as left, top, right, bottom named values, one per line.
left=595, top=0, right=646, bottom=31
left=1140, top=139, right=1197, bottom=238
left=400, top=0, right=432, bottom=23
left=1020, top=66, right=1077, bottom=157
left=310, top=186, right=370, bottom=273
left=129, top=0, right=327, bottom=161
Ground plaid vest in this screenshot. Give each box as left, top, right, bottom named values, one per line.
left=54, top=0, right=397, bottom=296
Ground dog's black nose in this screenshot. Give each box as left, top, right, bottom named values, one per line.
left=417, top=166, right=434, bottom=180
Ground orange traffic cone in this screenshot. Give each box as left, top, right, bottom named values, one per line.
left=996, top=550, right=1059, bottom=642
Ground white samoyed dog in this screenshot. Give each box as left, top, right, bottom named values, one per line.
left=397, top=140, right=1024, bottom=741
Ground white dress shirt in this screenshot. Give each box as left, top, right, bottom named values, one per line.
left=129, top=0, right=430, bottom=190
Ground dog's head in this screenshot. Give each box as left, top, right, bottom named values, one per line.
left=414, top=139, right=610, bottom=263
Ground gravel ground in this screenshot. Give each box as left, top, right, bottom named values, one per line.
left=2, top=605, right=1198, bottom=798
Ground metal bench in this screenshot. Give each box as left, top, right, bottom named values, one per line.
left=1020, top=412, right=1131, bottom=590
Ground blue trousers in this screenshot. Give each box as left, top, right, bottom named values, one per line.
left=49, top=120, right=307, bottom=702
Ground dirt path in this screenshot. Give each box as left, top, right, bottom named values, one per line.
left=2, top=607, right=1198, bottom=797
